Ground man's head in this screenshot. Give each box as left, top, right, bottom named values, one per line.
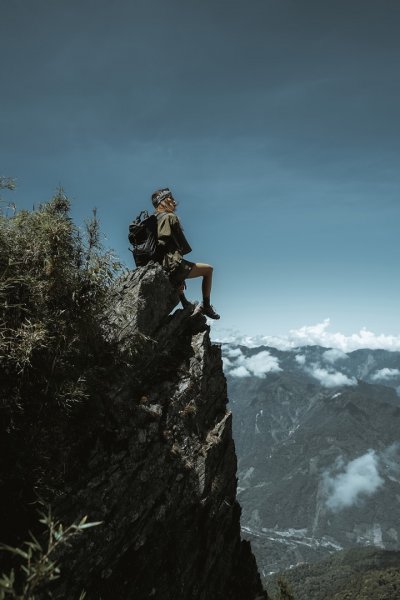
left=151, top=188, right=177, bottom=212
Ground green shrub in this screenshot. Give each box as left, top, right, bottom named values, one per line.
left=0, top=188, right=123, bottom=425
left=0, top=188, right=124, bottom=542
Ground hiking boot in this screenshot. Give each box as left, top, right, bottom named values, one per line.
left=193, top=303, right=220, bottom=320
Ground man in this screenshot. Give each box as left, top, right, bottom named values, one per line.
left=152, top=188, right=220, bottom=320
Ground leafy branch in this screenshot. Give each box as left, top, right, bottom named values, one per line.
left=0, top=508, right=101, bottom=600
left=0, top=177, right=16, bottom=192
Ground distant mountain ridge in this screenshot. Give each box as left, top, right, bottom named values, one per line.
left=223, top=344, right=400, bottom=582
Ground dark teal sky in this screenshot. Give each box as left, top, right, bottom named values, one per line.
left=1, top=0, right=399, bottom=337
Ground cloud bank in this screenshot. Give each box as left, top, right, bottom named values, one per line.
left=295, top=354, right=306, bottom=365
left=323, top=450, right=384, bottom=511
left=322, top=349, right=349, bottom=364
left=306, top=365, right=356, bottom=388
left=222, top=348, right=282, bottom=378
left=214, top=319, right=400, bottom=352
left=371, top=368, right=400, bottom=381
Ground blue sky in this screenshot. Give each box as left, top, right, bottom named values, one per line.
left=1, top=0, right=399, bottom=339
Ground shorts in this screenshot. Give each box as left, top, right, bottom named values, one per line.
left=168, top=259, right=195, bottom=285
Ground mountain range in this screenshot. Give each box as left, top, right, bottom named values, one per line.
left=222, top=343, right=400, bottom=585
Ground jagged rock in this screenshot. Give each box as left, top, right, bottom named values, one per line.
left=50, top=266, right=267, bottom=599
left=106, top=263, right=180, bottom=343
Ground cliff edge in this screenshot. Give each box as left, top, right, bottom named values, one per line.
left=1, top=262, right=266, bottom=599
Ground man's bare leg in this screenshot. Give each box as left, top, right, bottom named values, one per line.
left=186, top=263, right=213, bottom=297
left=187, top=263, right=219, bottom=319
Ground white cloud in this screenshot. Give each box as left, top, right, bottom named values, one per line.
left=230, top=365, right=251, bottom=378
left=222, top=357, right=233, bottom=369
left=295, top=354, right=306, bottom=365
left=371, top=368, right=400, bottom=381
left=224, top=346, right=243, bottom=358
left=222, top=347, right=282, bottom=378
left=244, top=351, right=282, bottom=378
left=322, top=349, right=348, bottom=364
left=306, top=364, right=357, bottom=388
left=323, top=451, right=384, bottom=511
left=213, top=319, right=400, bottom=352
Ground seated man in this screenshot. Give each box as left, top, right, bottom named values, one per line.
left=152, top=188, right=220, bottom=320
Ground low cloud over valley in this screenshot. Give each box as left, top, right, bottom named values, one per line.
left=222, top=348, right=282, bottom=378
left=371, top=368, right=400, bottom=381
left=322, top=446, right=400, bottom=512
left=323, top=450, right=384, bottom=512
left=305, top=364, right=356, bottom=388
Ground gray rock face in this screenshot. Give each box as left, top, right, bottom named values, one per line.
left=106, top=263, right=180, bottom=342
left=52, top=265, right=267, bottom=600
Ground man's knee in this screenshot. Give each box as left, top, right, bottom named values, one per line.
left=188, top=263, right=214, bottom=279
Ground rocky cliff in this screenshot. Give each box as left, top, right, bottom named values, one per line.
left=2, top=263, right=266, bottom=599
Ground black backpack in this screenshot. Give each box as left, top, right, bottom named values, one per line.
left=128, top=211, right=159, bottom=267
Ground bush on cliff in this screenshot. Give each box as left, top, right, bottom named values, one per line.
left=0, top=189, right=122, bottom=543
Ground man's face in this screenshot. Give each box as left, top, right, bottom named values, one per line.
left=162, top=196, right=177, bottom=212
